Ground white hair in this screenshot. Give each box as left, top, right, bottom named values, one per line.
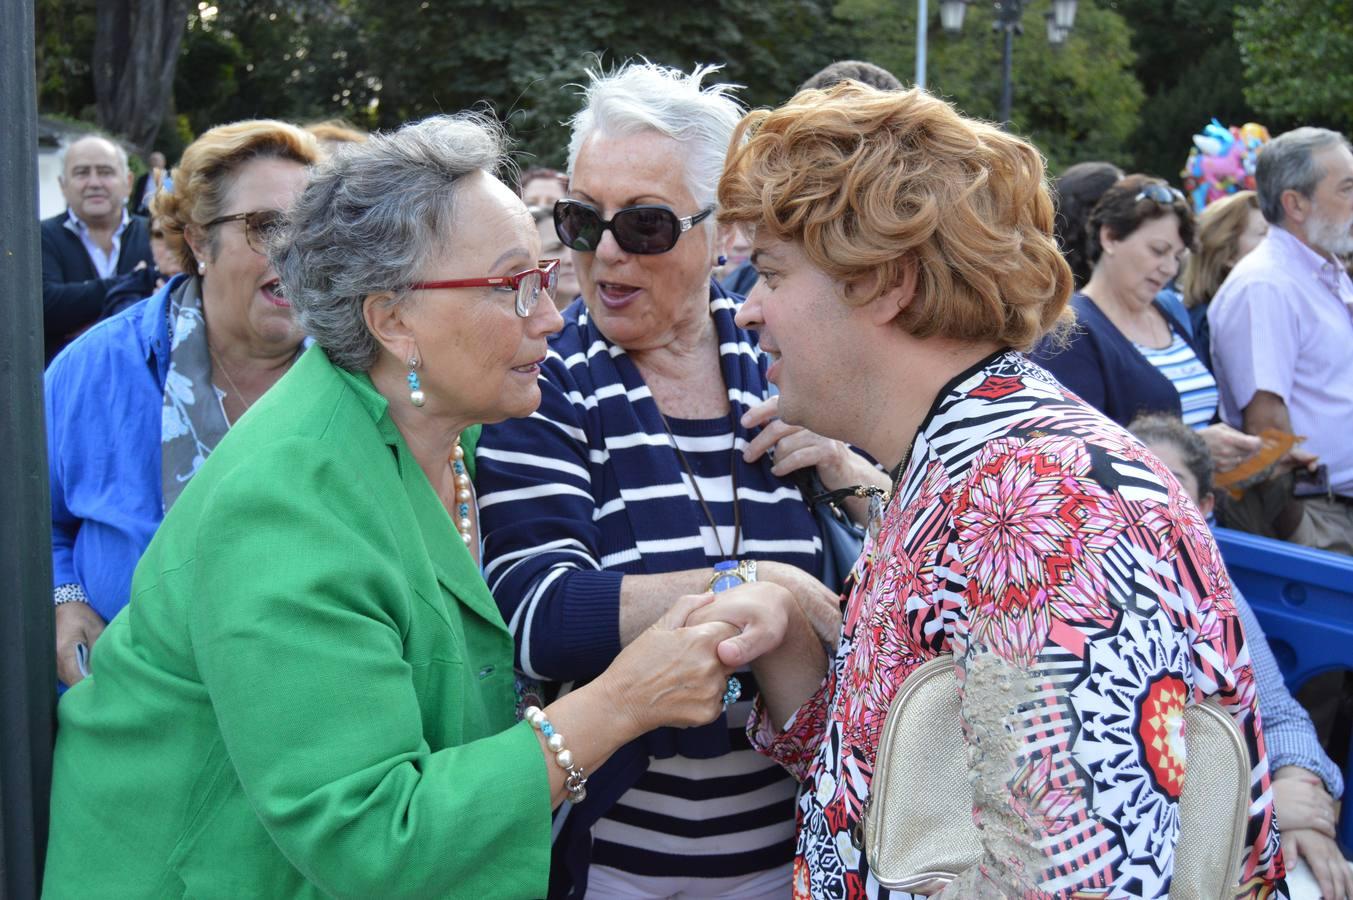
left=566, top=62, right=745, bottom=212
left=56, top=134, right=130, bottom=180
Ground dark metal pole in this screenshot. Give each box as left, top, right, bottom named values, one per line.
left=999, top=23, right=1014, bottom=127
left=1, top=0, right=56, bottom=895
left=995, top=0, right=1024, bottom=129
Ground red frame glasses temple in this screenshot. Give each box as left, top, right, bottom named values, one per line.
left=406, top=258, right=560, bottom=293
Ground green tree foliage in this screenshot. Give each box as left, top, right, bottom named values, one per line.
left=1114, top=0, right=1275, bottom=182
left=36, top=0, right=98, bottom=119
left=353, top=0, right=852, bottom=166
left=176, top=0, right=379, bottom=136
left=1235, top=0, right=1353, bottom=131
left=39, top=0, right=853, bottom=165
left=833, top=0, right=1144, bottom=173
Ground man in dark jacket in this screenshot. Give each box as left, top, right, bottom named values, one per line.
left=41, top=134, right=153, bottom=363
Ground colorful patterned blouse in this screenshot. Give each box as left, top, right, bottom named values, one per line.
left=749, top=351, right=1287, bottom=899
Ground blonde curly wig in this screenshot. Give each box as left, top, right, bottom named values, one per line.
left=717, top=83, right=1073, bottom=351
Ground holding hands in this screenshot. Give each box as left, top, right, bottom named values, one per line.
left=681, top=582, right=832, bottom=726
left=602, top=593, right=742, bottom=733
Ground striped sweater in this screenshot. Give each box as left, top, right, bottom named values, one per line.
left=476, top=281, right=822, bottom=896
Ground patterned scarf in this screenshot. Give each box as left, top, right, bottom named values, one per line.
left=160, top=276, right=230, bottom=512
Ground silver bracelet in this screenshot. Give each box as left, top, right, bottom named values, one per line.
left=524, top=706, right=588, bottom=804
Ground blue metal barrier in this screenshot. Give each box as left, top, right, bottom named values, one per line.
left=1214, top=527, right=1353, bottom=853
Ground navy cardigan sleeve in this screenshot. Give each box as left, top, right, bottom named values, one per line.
left=1031, top=293, right=1186, bottom=426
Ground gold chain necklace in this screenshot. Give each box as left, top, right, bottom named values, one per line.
left=208, top=345, right=297, bottom=418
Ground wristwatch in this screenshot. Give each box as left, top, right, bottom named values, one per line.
left=709, top=559, right=758, bottom=593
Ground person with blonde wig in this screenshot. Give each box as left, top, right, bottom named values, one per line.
left=45, top=119, right=321, bottom=689
left=688, top=82, right=1288, bottom=897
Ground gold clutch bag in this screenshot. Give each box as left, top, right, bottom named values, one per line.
left=862, top=654, right=1252, bottom=898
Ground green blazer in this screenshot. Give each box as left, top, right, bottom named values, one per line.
left=44, top=347, right=552, bottom=899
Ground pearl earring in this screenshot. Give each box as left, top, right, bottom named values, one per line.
left=407, top=355, right=425, bottom=407
left=197, top=260, right=207, bottom=275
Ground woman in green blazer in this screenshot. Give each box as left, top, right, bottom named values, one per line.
left=42, top=114, right=773, bottom=899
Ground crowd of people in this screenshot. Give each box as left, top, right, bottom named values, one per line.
left=35, top=55, right=1353, bottom=900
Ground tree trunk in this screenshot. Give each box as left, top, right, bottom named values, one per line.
left=92, top=0, right=191, bottom=157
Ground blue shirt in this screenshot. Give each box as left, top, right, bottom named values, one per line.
left=46, top=276, right=181, bottom=623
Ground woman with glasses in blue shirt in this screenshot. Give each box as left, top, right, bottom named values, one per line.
left=46, top=119, right=321, bottom=689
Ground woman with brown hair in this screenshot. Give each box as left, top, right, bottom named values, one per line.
left=695, top=81, right=1287, bottom=897
left=1180, top=189, right=1268, bottom=369
left=46, top=120, right=320, bottom=687
left=1032, top=175, right=1262, bottom=472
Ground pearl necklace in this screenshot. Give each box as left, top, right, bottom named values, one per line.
left=452, top=440, right=474, bottom=546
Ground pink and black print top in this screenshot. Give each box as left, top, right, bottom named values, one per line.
left=749, top=350, right=1288, bottom=900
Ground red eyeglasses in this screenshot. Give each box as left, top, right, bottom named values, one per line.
left=407, top=258, right=560, bottom=318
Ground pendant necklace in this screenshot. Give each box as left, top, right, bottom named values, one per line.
left=660, top=412, right=742, bottom=561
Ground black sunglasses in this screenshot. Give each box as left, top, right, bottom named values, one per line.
left=554, top=199, right=714, bottom=255
left=1134, top=183, right=1186, bottom=206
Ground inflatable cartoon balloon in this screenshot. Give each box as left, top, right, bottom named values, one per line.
left=1182, top=119, right=1271, bottom=213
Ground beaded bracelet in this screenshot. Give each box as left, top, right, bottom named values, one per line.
left=525, top=706, right=588, bottom=804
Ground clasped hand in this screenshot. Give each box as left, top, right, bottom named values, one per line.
left=679, top=583, right=800, bottom=669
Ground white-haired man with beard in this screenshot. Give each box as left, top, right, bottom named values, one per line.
left=1210, top=126, right=1353, bottom=554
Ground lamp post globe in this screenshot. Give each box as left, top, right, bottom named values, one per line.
left=1052, top=0, right=1078, bottom=30
left=940, top=0, right=968, bottom=34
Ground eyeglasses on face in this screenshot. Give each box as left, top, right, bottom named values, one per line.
left=406, top=258, right=560, bottom=318
left=554, top=199, right=714, bottom=255
left=203, top=209, right=285, bottom=255
left=1134, top=183, right=1186, bottom=206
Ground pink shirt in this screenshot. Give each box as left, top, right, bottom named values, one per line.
left=1209, top=226, right=1353, bottom=494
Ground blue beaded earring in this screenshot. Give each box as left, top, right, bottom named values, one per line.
left=717, top=254, right=728, bottom=266
left=407, top=355, right=425, bottom=407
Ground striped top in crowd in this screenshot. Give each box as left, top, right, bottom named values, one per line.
left=1135, top=332, right=1220, bottom=429
left=475, top=283, right=822, bottom=888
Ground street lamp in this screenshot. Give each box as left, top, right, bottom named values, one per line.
left=939, top=0, right=1078, bottom=128
left=939, top=0, right=968, bottom=33
left=1045, top=11, right=1069, bottom=45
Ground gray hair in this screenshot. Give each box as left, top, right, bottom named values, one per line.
left=566, top=62, right=745, bottom=212
left=56, top=134, right=130, bottom=179
left=1256, top=127, right=1352, bottom=226
left=275, top=113, right=508, bottom=372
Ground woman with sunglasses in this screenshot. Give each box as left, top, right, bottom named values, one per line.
left=45, top=113, right=744, bottom=898
left=476, top=62, right=882, bottom=899
left=1032, top=173, right=1262, bottom=472
left=45, top=119, right=320, bottom=689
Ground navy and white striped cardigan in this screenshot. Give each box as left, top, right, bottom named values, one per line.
left=476, top=280, right=821, bottom=895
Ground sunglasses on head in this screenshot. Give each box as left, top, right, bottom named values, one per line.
left=1134, top=183, right=1186, bottom=206
left=554, top=199, right=714, bottom=255
left=203, top=209, right=285, bottom=255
